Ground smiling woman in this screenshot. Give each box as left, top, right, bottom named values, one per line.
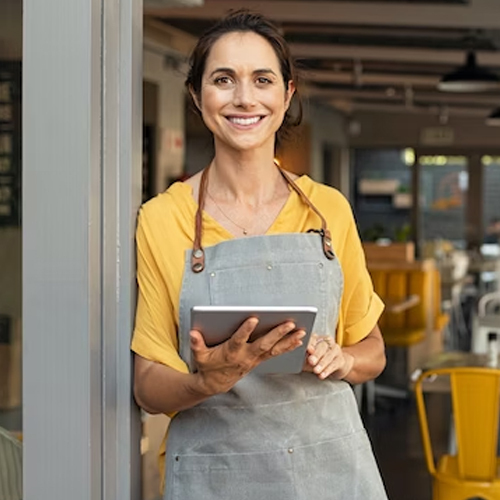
left=131, top=9, right=388, bottom=500
left=190, top=30, right=295, bottom=155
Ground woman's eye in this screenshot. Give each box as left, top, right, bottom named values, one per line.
left=256, top=77, right=272, bottom=85
left=214, top=76, right=232, bottom=85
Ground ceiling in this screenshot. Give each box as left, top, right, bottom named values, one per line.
left=144, top=0, right=500, bottom=121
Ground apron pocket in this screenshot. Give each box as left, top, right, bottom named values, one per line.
left=292, top=430, right=387, bottom=500
left=170, top=448, right=295, bottom=500
left=167, top=430, right=387, bottom=500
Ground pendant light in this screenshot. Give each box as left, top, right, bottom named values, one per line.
left=486, top=107, right=500, bottom=126
left=438, top=51, right=500, bottom=92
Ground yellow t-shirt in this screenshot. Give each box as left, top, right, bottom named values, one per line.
left=131, top=174, right=384, bottom=493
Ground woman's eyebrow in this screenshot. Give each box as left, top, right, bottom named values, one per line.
left=253, top=68, right=277, bottom=76
left=208, top=67, right=278, bottom=78
left=208, top=67, right=235, bottom=78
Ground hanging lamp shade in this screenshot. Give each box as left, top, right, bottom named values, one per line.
left=486, top=107, right=500, bottom=126
left=438, top=51, right=500, bottom=92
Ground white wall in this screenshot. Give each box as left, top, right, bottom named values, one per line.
left=305, top=100, right=351, bottom=195
left=143, top=42, right=187, bottom=193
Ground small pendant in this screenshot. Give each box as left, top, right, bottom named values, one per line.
left=243, top=229, right=248, bottom=235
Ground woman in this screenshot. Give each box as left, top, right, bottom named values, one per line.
left=132, top=10, right=387, bottom=500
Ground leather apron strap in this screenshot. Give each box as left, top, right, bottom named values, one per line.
left=191, top=161, right=335, bottom=273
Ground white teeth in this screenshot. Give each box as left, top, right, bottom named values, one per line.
left=229, top=116, right=261, bottom=126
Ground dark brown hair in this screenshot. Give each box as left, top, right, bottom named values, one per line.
left=185, top=9, right=303, bottom=145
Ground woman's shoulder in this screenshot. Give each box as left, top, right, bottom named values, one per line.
left=138, top=182, right=196, bottom=231
left=141, top=182, right=193, bottom=214
left=296, top=175, right=352, bottom=215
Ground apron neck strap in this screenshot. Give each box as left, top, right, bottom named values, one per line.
left=190, top=161, right=334, bottom=273
left=276, top=165, right=334, bottom=261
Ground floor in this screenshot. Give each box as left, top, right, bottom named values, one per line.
left=365, top=392, right=451, bottom=500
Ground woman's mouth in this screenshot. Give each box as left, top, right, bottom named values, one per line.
left=226, top=115, right=264, bottom=128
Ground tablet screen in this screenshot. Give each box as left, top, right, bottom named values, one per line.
left=190, top=305, right=317, bottom=374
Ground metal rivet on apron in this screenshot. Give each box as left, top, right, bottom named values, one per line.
left=288, top=448, right=294, bottom=454
left=175, top=456, right=179, bottom=462
left=193, top=249, right=203, bottom=259
left=192, top=262, right=203, bottom=273
left=267, top=265, right=273, bottom=270
left=210, top=272, right=216, bottom=277
left=318, top=262, right=324, bottom=268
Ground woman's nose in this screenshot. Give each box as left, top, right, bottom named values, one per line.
left=233, top=81, right=256, bottom=108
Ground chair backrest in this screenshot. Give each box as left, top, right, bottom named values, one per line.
left=415, top=367, right=500, bottom=481
left=369, top=268, right=432, bottom=332
left=0, top=426, right=22, bottom=500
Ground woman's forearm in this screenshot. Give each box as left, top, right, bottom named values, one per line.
left=134, top=356, right=213, bottom=414
left=341, top=325, right=386, bottom=385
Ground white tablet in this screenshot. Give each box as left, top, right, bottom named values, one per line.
left=190, top=305, right=317, bottom=374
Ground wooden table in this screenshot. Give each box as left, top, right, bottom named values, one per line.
left=412, top=351, right=499, bottom=390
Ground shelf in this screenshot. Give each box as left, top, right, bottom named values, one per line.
left=358, top=179, right=400, bottom=195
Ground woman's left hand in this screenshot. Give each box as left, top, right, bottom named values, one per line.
left=303, top=333, right=354, bottom=380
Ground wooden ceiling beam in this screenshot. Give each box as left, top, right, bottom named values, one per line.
left=145, top=0, right=500, bottom=30
left=308, top=87, right=500, bottom=106
left=305, top=69, right=439, bottom=88
left=291, top=43, right=500, bottom=67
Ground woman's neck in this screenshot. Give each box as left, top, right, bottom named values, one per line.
left=209, top=145, right=285, bottom=207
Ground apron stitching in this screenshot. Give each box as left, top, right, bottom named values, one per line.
left=183, top=387, right=353, bottom=410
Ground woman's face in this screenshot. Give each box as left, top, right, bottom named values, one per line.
left=194, top=31, right=295, bottom=153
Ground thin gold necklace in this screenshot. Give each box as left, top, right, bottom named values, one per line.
left=206, top=189, right=250, bottom=235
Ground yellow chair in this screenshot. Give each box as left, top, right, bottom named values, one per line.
left=370, top=268, right=430, bottom=347
left=414, top=367, right=500, bottom=500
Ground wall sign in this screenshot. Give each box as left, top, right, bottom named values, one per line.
left=420, top=126, right=455, bottom=146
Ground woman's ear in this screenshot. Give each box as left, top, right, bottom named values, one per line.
left=189, top=85, right=202, bottom=112
left=284, top=80, right=296, bottom=111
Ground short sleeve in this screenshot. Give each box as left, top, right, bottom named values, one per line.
left=339, top=215, right=385, bottom=346
left=131, top=209, right=189, bottom=373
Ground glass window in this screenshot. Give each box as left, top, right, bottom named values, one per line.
left=352, top=148, right=412, bottom=243
left=419, top=155, right=468, bottom=248
left=482, top=156, right=500, bottom=245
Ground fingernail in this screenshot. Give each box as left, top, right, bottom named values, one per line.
left=297, top=330, right=306, bottom=339
left=190, top=333, right=196, bottom=343
left=315, top=365, right=323, bottom=373
left=309, top=356, right=318, bottom=365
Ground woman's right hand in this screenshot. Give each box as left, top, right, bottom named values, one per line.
left=190, top=318, right=305, bottom=396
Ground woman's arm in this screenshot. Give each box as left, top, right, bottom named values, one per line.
left=342, top=325, right=386, bottom=384
left=134, top=355, right=212, bottom=414
left=303, top=325, right=386, bottom=385
left=134, top=318, right=305, bottom=414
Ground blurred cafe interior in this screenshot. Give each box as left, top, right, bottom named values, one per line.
left=2, top=1, right=500, bottom=499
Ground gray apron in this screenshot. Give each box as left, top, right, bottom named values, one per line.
left=163, top=167, right=387, bottom=500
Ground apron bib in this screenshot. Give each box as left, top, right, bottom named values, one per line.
left=163, top=166, right=388, bottom=500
